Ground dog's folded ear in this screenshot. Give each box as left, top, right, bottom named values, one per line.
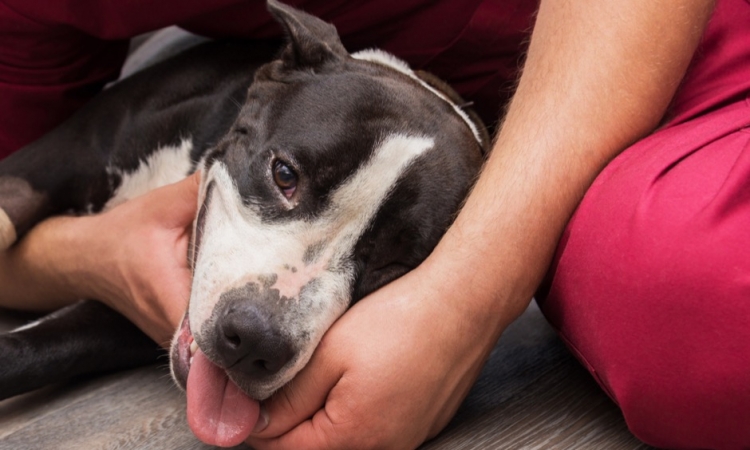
left=267, top=0, right=348, bottom=69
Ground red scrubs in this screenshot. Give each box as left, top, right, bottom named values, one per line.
left=1, top=0, right=748, bottom=447
left=538, top=0, right=750, bottom=447
left=0, top=0, right=536, bottom=158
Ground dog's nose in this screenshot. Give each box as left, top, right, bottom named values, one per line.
left=214, top=302, right=295, bottom=378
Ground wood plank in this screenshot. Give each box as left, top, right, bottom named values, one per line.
left=0, top=304, right=650, bottom=449
left=0, top=365, right=243, bottom=450
left=423, top=303, right=652, bottom=450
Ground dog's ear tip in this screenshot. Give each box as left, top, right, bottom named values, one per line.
left=266, top=0, right=285, bottom=15
left=267, top=0, right=347, bottom=69
left=265, top=0, right=302, bottom=24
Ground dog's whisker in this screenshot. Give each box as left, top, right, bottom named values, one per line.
left=229, top=96, right=243, bottom=112
left=158, top=371, right=177, bottom=382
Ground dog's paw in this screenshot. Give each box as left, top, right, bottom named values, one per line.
left=0, top=176, right=49, bottom=250
left=0, top=206, right=16, bottom=250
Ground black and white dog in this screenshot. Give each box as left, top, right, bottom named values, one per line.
left=0, top=0, right=487, bottom=445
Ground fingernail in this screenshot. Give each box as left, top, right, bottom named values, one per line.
left=253, top=405, right=269, bottom=433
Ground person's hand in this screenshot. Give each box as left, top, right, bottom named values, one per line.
left=0, top=173, right=200, bottom=347
left=245, top=260, right=507, bottom=450
left=79, top=172, right=201, bottom=346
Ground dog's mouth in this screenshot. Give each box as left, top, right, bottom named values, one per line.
left=190, top=181, right=213, bottom=272
left=171, top=313, right=260, bottom=447
left=170, top=314, right=195, bottom=390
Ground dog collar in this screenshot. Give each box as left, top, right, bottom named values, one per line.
left=351, top=49, right=484, bottom=147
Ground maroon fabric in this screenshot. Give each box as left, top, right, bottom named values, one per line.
left=0, top=0, right=536, bottom=159
left=538, top=0, right=750, bottom=447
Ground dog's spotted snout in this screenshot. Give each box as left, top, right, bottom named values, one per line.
left=213, top=286, right=295, bottom=378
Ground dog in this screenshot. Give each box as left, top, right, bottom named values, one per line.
left=0, top=0, right=488, bottom=446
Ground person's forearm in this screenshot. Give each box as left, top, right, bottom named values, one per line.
left=0, top=216, right=93, bottom=311
left=424, top=0, right=714, bottom=339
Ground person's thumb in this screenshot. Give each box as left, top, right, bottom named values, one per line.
left=149, top=171, right=202, bottom=228
left=248, top=340, right=342, bottom=440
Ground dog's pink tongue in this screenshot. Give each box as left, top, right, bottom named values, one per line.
left=187, top=351, right=260, bottom=447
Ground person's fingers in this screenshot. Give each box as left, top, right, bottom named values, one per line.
left=249, top=339, right=344, bottom=440
left=145, top=171, right=201, bottom=228
left=150, top=264, right=192, bottom=346
left=105, top=173, right=200, bottom=343
left=249, top=409, right=340, bottom=450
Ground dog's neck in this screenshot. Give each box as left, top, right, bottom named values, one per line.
left=351, top=49, right=483, bottom=146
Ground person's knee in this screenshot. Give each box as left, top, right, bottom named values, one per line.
left=612, top=348, right=750, bottom=449
left=539, top=122, right=750, bottom=448
left=554, top=224, right=750, bottom=448
left=542, top=185, right=750, bottom=449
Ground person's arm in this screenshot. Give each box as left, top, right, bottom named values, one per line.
left=0, top=173, right=200, bottom=346
left=246, top=0, right=714, bottom=448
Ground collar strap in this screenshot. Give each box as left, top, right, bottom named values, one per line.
left=351, top=49, right=484, bottom=147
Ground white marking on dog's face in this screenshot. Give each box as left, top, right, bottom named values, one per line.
left=189, top=133, right=434, bottom=398
left=104, top=139, right=193, bottom=210
left=351, top=49, right=483, bottom=145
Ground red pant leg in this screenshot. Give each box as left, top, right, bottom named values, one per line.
left=539, top=1, right=750, bottom=447
left=538, top=99, right=750, bottom=449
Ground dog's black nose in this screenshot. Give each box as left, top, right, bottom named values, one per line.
left=214, top=301, right=295, bottom=378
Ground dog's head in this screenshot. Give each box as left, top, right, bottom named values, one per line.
left=170, top=0, right=487, bottom=405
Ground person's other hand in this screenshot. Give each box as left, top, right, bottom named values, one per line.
left=77, top=172, right=201, bottom=345
left=246, top=260, right=505, bottom=450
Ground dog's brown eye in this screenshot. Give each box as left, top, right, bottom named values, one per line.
left=273, top=160, right=297, bottom=198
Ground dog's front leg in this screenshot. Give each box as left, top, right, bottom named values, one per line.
left=0, top=300, right=161, bottom=400
left=0, top=123, right=116, bottom=251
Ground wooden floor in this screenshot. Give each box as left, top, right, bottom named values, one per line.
left=0, top=303, right=653, bottom=450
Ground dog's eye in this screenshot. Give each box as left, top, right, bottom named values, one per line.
left=273, top=160, right=297, bottom=198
